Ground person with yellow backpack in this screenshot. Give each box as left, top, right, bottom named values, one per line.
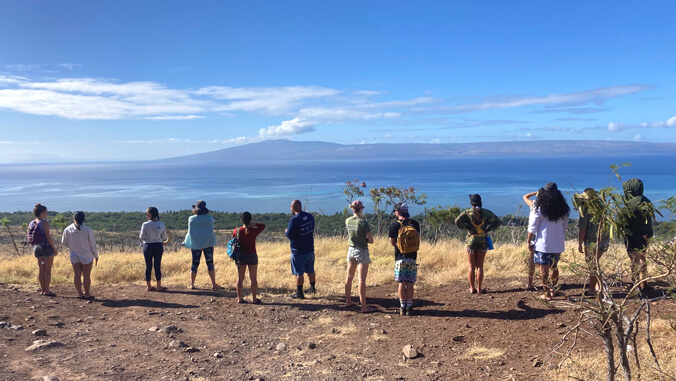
left=455, top=194, right=502, bottom=295
left=388, top=203, right=421, bottom=316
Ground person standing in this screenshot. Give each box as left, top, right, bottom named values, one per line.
left=572, top=189, right=610, bottom=296
left=522, top=191, right=538, bottom=290
left=183, top=200, right=220, bottom=290
left=622, top=178, right=654, bottom=292
left=344, top=200, right=375, bottom=313
left=455, top=194, right=502, bottom=295
left=139, top=207, right=168, bottom=292
left=389, top=203, right=420, bottom=316
left=62, top=211, right=98, bottom=299
left=285, top=200, right=316, bottom=299
left=28, top=204, right=59, bottom=297
left=527, top=182, right=570, bottom=301
left=233, top=212, right=265, bottom=304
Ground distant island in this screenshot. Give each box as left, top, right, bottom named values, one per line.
left=164, top=139, right=676, bottom=161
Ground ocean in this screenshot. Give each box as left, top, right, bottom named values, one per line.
left=1, top=155, right=675, bottom=219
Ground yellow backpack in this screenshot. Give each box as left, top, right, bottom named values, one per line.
left=397, top=220, right=420, bottom=254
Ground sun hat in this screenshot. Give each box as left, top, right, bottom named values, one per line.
left=351, top=200, right=364, bottom=210
left=192, top=200, right=209, bottom=214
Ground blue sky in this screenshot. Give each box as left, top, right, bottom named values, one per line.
left=0, top=1, right=675, bottom=163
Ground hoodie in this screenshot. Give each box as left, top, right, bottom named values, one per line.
left=622, top=178, right=653, bottom=237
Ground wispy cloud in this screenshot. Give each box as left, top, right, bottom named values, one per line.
left=529, top=107, right=610, bottom=115
left=606, top=116, right=676, bottom=132
left=144, top=115, right=205, bottom=120
left=57, top=63, right=81, bottom=70
left=258, top=118, right=316, bottom=139
left=555, top=117, right=597, bottom=121
left=196, top=86, right=340, bottom=114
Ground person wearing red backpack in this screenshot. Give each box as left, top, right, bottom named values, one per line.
left=388, top=203, right=420, bottom=316
left=27, top=203, right=59, bottom=297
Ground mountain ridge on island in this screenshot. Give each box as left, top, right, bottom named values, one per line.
left=163, top=139, right=676, bottom=161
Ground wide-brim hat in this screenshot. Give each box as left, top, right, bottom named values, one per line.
left=192, top=200, right=209, bottom=214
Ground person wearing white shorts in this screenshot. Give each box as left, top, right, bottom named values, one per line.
left=62, top=211, right=98, bottom=300
left=344, top=200, right=375, bottom=313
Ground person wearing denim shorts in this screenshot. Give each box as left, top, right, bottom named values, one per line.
left=527, top=183, right=570, bottom=301
left=343, top=200, right=375, bottom=313
left=183, top=200, right=220, bottom=290
left=285, top=200, right=316, bottom=299
left=30, top=203, right=59, bottom=297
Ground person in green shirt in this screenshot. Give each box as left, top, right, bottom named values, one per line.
left=343, top=200, right=375, bottom=313
left=455, top=194, right=502, bottom=295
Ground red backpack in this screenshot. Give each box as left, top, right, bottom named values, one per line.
left=26, top=220, right=46, bottom=245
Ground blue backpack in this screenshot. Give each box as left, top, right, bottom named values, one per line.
left=226, top=228, right=241, bottom=261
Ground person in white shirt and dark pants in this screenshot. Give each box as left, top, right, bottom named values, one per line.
left=140, top=207, right=168, bottom=292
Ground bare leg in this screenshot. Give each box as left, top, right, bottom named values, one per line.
left=358, top=263, right=370, bottom=312
left=308, top=273, right=316, bottom=284
left=405, top=282, right=414, bottom=300
left=190, top=272, right=197, bottom=289
left=467, top=249, right=477, bottom=293
left=344, top=262, right=357, bottom=306
left=540, top=264, right=552, bottom=300
left=475, top=250, right=487, bottom=294
left=37, top=257, right=46, bottom=294
left=82, top=262, right=93, bottom=297
left=72, top=262, right=84, bottom=297
left=249, top=265, right=258, bottom=301
left=42, top=256, right=54, bottom=295
left=527, top=247, right=535, bottom=289
left=296, top=274, right=304, bottom=286
left=398, top=282, right=406, bottom=300
left=208, top=270, right=218, bottom=289
left=236, top=264, right=247, bottom=302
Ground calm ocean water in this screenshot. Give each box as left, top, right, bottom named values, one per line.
left=1, top=155, right=675, bottom=218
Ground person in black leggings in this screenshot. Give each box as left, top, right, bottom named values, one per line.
left=139, top=207, right=168, bottom=291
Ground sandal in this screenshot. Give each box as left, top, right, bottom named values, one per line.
left=237, top=299, right=247, bottom=304
left=359, top=306, right=376, bottom=314
left=43, top=292, right=57, bottom=297
left=147, top=286, right=157, bottom=292
left=156, top=286, right=167, bottom=292
left=252, top=298, right=262, bottom=304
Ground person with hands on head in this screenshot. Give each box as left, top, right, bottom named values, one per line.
left=344, top=200, right=376, bottom=313
left=183, top=200, right=220, bottom=290
left=62, top=211, right=98, bottom=299
left=233, top=212, right=265, bottom=304
left=526, top=182, right=570, bottom=301
left=29, top=203, right=59, bottom=297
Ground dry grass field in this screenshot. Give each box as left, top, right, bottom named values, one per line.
left=1, top=237, right=675, bottom=380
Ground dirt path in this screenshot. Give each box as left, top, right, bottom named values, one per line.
left=0, top=280, right=673, bottom=381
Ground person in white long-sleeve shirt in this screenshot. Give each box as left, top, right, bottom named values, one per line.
left=526, top=182, right=570, bottom=301
left=139, top=207, right=168, bottom=292
left=62, top=211, right=98, bottom=299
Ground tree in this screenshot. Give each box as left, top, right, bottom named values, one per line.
left=369, top=185, right=427, bottom=235
left=0, top=217, right=21, bottom=256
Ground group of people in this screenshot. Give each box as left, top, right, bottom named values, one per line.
left=27, top=177, right=654, bottom=312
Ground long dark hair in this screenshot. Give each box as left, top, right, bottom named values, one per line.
left=534, top=188, right=570, bottom=221
left=33, top=203, right=47, bottom=218
left=240, top=212, right=252, bottom=226
left=469, top=196, right=483, bottom=225
left=147, top=207, right=160, bottom=221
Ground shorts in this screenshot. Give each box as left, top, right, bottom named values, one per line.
left=291, top=252, right=315, bottom=276
left=33, top=245, right=54, bottom=258
left=347, top=246, right=371, bottom=265
left=69, top=251, right=95, bottom=265
left=625, top=234, right=649, bottom=253
left=534, top=251, right=560, bottom=267
left=583, top=241, right=609, bottom=260
left=394, top=258, right=417, bottom=283
left=237, top=253, right=259, bottom=266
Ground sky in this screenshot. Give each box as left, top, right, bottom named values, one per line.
left=0, top=1, right=675, bottom=163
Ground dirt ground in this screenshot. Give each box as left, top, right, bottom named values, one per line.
left=1, top=279, right=673, bottom=381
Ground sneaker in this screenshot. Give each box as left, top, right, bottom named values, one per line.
left=399, top=307, right=406, bottom=316
left=305, top=287, right=316, bottom=295
left=406, top=306, right=414, bottom=316
left=290, top=292, right=305, bottom=299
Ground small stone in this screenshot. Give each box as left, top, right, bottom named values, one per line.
left=25, top=340, right=64, bottom=351
left=276, top=342, right=287, bottom=351
left=403, top=345, right=418, bottom=359
left=148, top=326, right=159, bottom=332
left=184, top=347, right=199, bottom=353
left=169, top=340, right=187, bottom=348
left=32, top=329, right=48, bottom=336
left=379, top=329, right=387, bottom=334
left=213, top=352, right=223, bottom=358
left=159, top=325, right=180, bottom=334
left=533, top=360, right=543, bottom=368
left=326, top=354, right=336, bottom=361
left=43, top=376, right=59, bottom=381
left=307, top=342, right=317, bottom=350
left=311, top=360, right=319, bottom=366
left=548, top=364, right=559, bottom=370
left=557, top=323, right=566, bottom=328
left=48, top=322, right=65, bottom=328
left=330, top=327, right=339, bottom=334
left=451, top=335, right=465, bottom=342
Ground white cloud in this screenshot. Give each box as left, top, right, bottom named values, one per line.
left=297, top=106, right=401, bottom=120
left=430, top=138, right=440, bottom=144
left=196, top=86, right=339, bottom=114
left=144, top=115, right=205, bottom=120
left=57, top=63, right=81, bottom=70
left=258, top=118, right=316, bottom=139
left=607, top=122, right=623, bottom=132
left=607, top=116, right=675, bottom=132
left=633, top=134, right=642, bottom=141
left=451, top=85, right=651, bottom=113
left=651, top=116, right=676, bottom=127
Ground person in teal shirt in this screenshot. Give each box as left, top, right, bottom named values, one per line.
left=183, top=200, right=220, bottom=290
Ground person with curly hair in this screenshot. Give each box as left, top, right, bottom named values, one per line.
left=526, top=182, right=570, bottom=300
left=455, top=194, right=501, bottom=294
